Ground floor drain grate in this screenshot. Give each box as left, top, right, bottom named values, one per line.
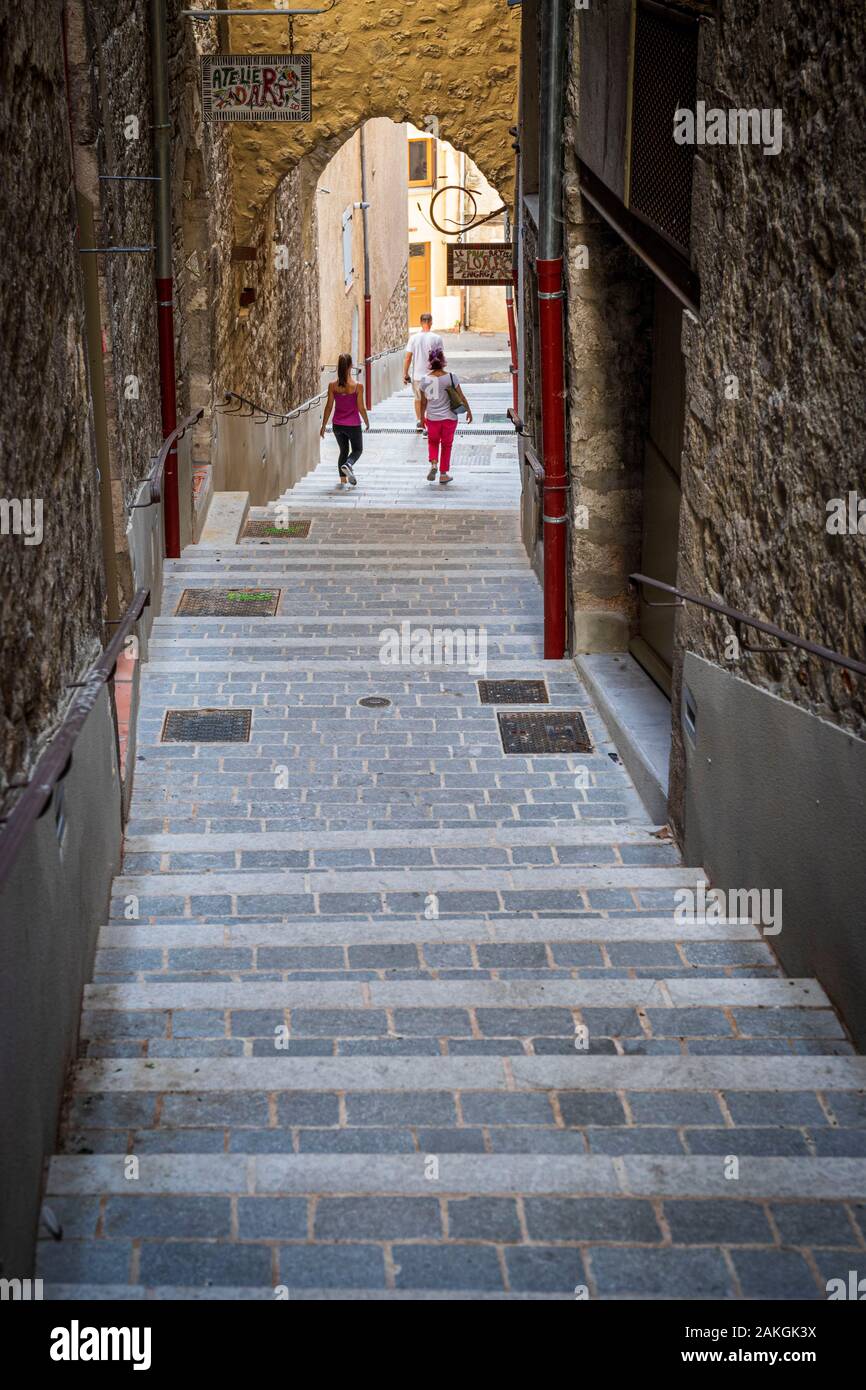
left=479, top=679, right=549, bottom=705
left=242, top=518, right=311, bottom=539
left=162, top=708, right=252, bottom=743
left=175, top=589, right=281, bottom=617
left=358, top=696, right=392, bottom=709
left=498, top=711, right=593, bottom=755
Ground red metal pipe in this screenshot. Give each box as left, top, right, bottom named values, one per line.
left=505, top=281, right=519, bottom=415
left=364, top=293, right=373, bottom=410
left=156, top=276, right=180, bottom=557
left=538, top=255, right=567, bottom=659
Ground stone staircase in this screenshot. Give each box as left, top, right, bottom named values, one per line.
left=37, top=422, right=866, bottom=1299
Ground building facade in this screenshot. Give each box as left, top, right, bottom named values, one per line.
left=407, top=124, right=509, bottom=333
left=317, top=119, right=409, bottom=385
left=516, top=0, right=866, bottom=1042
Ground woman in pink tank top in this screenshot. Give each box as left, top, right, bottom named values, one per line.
left=320, top=354, right=370, bottom=487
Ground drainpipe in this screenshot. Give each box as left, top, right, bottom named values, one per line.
left=505, top=211, right=519, bottom=415
left=359, top=125, right=373, bottom=410
left=538, top=0, right=568, bottom=659
left=150, top=0, right=180, bottom=558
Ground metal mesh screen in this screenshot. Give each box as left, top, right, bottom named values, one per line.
left=242, top=519, right=311, bottom=539
left=629, top=3, right=699, bottom=252
left=162, top=709, right=252, bottom=743
left=497, top=711, right=593, bottom=755
left=478, top=680, right=549, bottom=705
left=176, top=589, right=281, bottom=617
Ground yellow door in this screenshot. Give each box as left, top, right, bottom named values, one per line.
left=408, top=242, right=431, bottom=327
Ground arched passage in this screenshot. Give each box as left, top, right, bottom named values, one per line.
left=212, top=0, right=520, bottom=240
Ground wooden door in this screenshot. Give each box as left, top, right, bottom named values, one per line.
left=408, top=242, right=431, bottom=327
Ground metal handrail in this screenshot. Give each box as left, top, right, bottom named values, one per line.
left=218, top=351, right=405, bottom=428
left=218, top=390, right=325, bottom=428
left=0, top=587, right=151, bottom=889
left=132, top=408, right=205, bottom=508
left=629, top=574, right=866, bottom=678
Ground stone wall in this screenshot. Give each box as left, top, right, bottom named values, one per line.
left=66, top=1, right=234, bottom=599
left=81, top=0, right=162, bottom=514
left=669, top=0, right=866, bottom=830
left=562, top=12, right=654, bottom=653
left=0, top=2, right=104, bottom=795
left=224, top=0, right=520, bottom=241
left=214, top=162, right=321, bottom=414
left=379, top=259, right=409, bottom=356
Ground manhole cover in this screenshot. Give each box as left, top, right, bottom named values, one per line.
left=498, top=711, right=592, bottom=755
left=162, top=708, right=252, bottom=743
left=479, top=679, right=549, bottom=705
left=175, top=589, right=281, bottom=617
left=242, top=518, right=311, bottom=539
left=358, top=696, right=391, bottom=709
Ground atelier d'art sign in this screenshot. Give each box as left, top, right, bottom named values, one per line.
left=447, top=243, right=514, bottom=286
left=201, top=54, right=312, bottom=122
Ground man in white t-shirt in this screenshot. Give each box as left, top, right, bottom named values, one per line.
left=403, top=314, right=444, bottom=432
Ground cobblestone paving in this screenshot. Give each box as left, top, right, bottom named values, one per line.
left=38, top=382, right=866, bottom=1300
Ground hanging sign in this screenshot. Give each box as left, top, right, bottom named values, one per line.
left=201, top=54, right=312, bottom=122
left=447, top=243, right=514, bottom=286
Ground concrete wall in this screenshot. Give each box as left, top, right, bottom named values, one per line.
left=682, top=653, right=866, bottom=1048
left=318, top=120, right=409, bottom=375
left=318, top=132, right=363, bottom=369
left=0, top=688, right=122, bottom=1278
left=212, top=406, right=322, bottom=506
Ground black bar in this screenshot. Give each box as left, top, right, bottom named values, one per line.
left=630, top=573, right=866, bottom=677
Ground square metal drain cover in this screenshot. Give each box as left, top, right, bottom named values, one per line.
left=479, top=679, right=549, bottom=705
left=242, top=518, right=311, bottom=539
left=498, top=711, right=592, bottom=755
left=162, top=709, right=252, bottom=743
left=175, top=589, right=281, bottom=617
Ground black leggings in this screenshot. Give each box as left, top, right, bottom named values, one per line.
left=334, top=425, right=364, bottom=474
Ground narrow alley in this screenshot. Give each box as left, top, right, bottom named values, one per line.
left=34, top=364, right=866, bottom=1300
left=2, top=0, right=865, bottom=1345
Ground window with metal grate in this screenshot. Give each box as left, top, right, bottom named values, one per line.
left=629, top=2, right=699, bottom=253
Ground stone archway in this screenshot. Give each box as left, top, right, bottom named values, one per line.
left=214, top=0, right=520, bottom=241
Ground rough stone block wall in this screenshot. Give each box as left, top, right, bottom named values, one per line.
left=83, top=0, right=163, bottom=512
left=669, top=0, right=866, bottom=830
left=69, top=1, right=233, bottom=573
left=214, top=162, right=321, bottom=414
left=563, top=15, right=654, bottom=652
left=379, top=259, right=409, bottom=355
left=0, top=3, right=104, bottom=793
left=170, top=1, right=233, bottom=460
